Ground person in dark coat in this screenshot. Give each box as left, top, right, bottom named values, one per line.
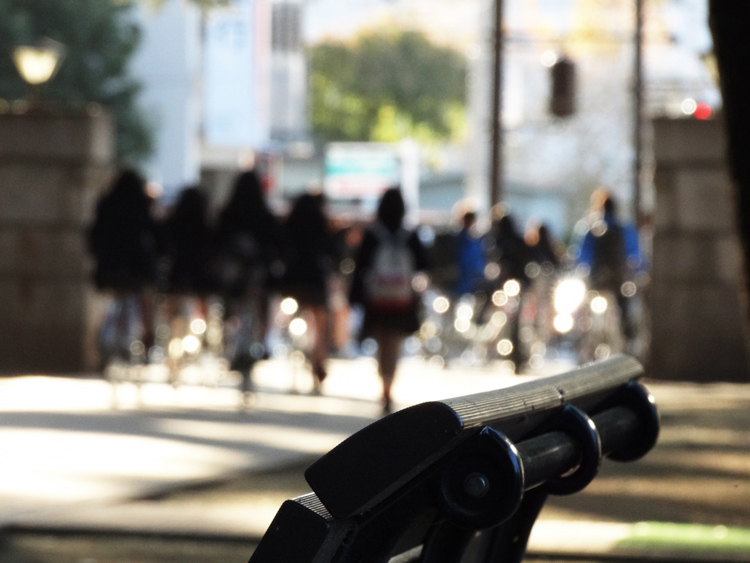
left=280, top=192, right=340, bottom=391
left=88, top=168, right=159, bottom=361
left=492, top=212, right=531, bottom=288
left=527, top=223, right=560, bottom=270
left=158, top=185, right=216, bottom=376
left=490, top=209, right=532, bottom=370
left=89, top=168, right=159, bottom=293
left=214, top=170, right=282, bottom=397
left=349, top=187, right=429, bottom=413
left=214, top=170, right=282, bottom=300
left=160, top=185, right=215, bottom=296
left=524, top=222, right=561, bottom=350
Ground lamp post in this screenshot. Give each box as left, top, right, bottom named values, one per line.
left=633, top=0, right=643, bottom=226
left=1, top=37, right=114, bottom=373
left=12, top=37, right=66, bottom=107
left=489, top=0, right=504, bottom=209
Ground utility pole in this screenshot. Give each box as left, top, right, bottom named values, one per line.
left=489, top=0, right=504, bottom=209
left=633, top=0, right=644, bottom=225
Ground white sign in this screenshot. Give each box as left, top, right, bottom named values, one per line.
left=324, top=143, right=401, bottom=199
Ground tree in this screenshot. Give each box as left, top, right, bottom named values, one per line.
left=0, top=0, right=151, bottom=162
left=309, top=30, right=467, bottom=145
left=136, top=0, right=229, bottom=9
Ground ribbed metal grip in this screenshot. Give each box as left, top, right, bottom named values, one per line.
left=306, top=355, right=643, bottom=519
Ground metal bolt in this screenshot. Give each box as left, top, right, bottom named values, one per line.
left=464, top=472, right=490, bottom=499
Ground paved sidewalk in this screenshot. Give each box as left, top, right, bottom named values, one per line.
left=0, top=357, right=534, bottom=530
left=2, top=356, right=750, bottom=562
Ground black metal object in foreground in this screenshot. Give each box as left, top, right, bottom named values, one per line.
left=249, top=355, right=659, bottom=563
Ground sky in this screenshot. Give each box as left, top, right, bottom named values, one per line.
left=304, top=0, right=481, bottom=47
left=662, top=0, right=711, bottom=53
left=304, top=0, right=713, bottom=52
left=303, top=0, right=716, bottom=105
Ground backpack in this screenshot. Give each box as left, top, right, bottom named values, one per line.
left=364, top=224, right=416, bottom=311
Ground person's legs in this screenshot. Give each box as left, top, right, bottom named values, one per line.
left=98, top=291, right=125, bottom=365
left=374, top=326, right=404, bottom=412
left=309, top=305, right=329, bottom=390
left=138, top=289, right=156, bottom=354
left=251, top=285, right=272, bottom=358
left=616, top=292, right=634, bottom=341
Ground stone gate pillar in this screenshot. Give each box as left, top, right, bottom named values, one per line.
left=0, top=107, right=113, bottom=373
left=650, top=116, right=750, bottom=382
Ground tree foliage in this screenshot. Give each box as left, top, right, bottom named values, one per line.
left=309, top=30, right=467, bottom=144
left=118, top=0, right=230, bottom=11
left=0, top=0, right=152, bottom=162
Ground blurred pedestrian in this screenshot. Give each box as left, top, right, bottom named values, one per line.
left=526, top=223, right=561, bottom=270
left=524, top=221, right=562, bottom=349
left=214, top=169, right=282, bottom=397
left=577, top=192, right=642, bottom=341
left=349, top=187, right=429, bottom=413
left=159, top=185, right=216, bottom=375
left=492, top=209, right=531, bottom=287
left=454, top=210, right=488, bottom=296
left=161, top=185, right=215, bottom=297
left=214, top=170, right=282, bottom=301
left=88, top=168, right=159, bottom=364
left=490, top=208, right=532, bottom=369
left=280, top=192, right=340, bottom=392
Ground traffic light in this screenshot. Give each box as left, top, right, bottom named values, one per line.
left=550, top=56, right=576, bottom=118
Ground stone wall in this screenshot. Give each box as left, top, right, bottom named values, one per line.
left=650, top=116, right=750, bottom=382
left=0, top=109, right=113, bottom=373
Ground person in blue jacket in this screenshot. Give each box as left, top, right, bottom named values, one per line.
left=577, top=193, right=643, bottom=340
left=454, top=210, right=487, bottom=296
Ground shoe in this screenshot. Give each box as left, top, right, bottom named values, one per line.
left=312, top=363, right=327, bottom=384
left=382, top=397, right=393, bottom=415
left=231, top=352, right=255, bottom=372
left=239, top=390, right=254, bottom=411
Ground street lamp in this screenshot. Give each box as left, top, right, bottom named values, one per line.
left=633, top=0, right=644, bottom=226
left=489, top=0, right=504, bottom=209
left=12, top=38, right=66, bottom=105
